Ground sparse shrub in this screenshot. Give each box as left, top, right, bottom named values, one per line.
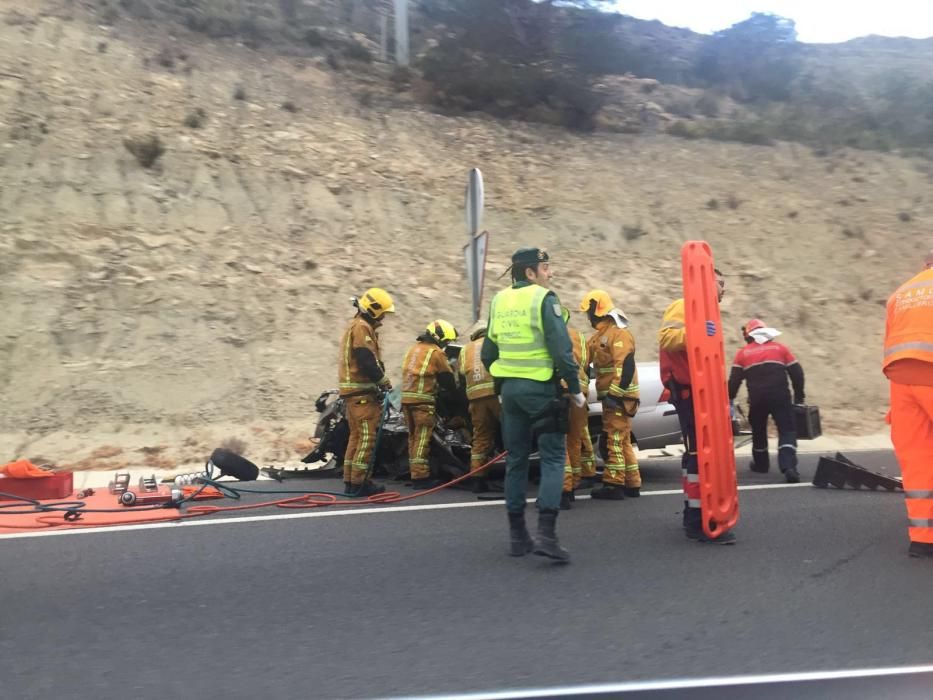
left=326, top=53, right=341, bottom=70
left=155, top=47, right=174, bottom=69
left=706, top=121, right=774, bottom=146
left=281, top=101, right=298, bottom=113
left=787, top=210, right=798, bottom=218
left=707, top=198, right=720, bottom=210
left=123, top=132, right=165, bottom=169
left=726, top=194, right=741, bottom=210
left=117, top=0, right=154, bottom=19
left=390, top=66, right=413, bottom=90
left=305, top=28, right=326, bottom=47
left=97, top=42, right=108, bottom=53
left=695, top=93, right=721, bottom=118
left=100, top=6, right=119, bottom=24
left=622, top=225, right=647, bottom=241
left=183, top=108, right=207, bottom=128
left=666, top=95, right=697, bottom=118
left=898, top=211, right=913, bottom=222
left=667, top=121, right=701, bottom=139
left=233, top=85, right=247, bottom=101
left=356, top=90, right=374, bottom=108
left=236, top=15, right=266, bottom=45
left=343, top=39, right=373, bottom=63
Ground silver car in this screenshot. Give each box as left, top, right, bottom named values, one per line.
left=588, top=361, right=682, bottom=452
left=448, top=342, right=682, bottom=452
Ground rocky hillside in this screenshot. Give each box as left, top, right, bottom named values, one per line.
left=1, top=2, right=927, bottom=468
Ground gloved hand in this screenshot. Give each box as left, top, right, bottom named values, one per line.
left=378, top=377, right=392, bottom=392
left=706, top=320, right=717, bottom=337
left=571, top=392, right=586, bottom=408
left=794, top=395, right=805, bottom=406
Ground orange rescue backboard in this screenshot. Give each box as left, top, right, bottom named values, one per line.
left=682, top=241, right=739, bottom=538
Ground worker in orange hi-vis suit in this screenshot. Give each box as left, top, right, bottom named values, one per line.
left=458, top=319, right=501, bottom=493
left=338, top=287, right=395, bottom=498
left=883, top=249, right=933, bottom=558
left=581, top=290, right=641, bottom=500
left=401, top=319, right=459, bottom=490
left=559, top=306, right=594, bottom=510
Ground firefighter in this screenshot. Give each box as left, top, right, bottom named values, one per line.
left=560, top=306, right=595, bottom=509
left=459, top=319, right=501, bottom=493
left=338, top=287, right=394, bottom=497
left=580, top=290, right=641, bottom=500
left=482, top=247, right=584, bottom=562
left=401, top=319, right=459, bottom=490
left=728, top=319, right=805, bottom=483
left=883, top=250, right=933, bottom=558
left=659, top=269, right=737, bottom=543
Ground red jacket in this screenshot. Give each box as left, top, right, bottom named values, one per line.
left=729, top=340, right=805, bottom=404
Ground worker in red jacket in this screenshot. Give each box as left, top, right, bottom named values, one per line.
left=728, top=319, right=805, bottom=483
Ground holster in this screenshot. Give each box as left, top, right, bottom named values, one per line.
left=532, top=395, right=570, bottom=436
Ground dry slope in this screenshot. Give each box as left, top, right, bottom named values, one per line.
left=0, top=3, right=925, bottom=468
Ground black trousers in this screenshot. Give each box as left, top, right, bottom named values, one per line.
left=749, top=396, right=798, bottom=472
left=671, top=392, right=701, bottom=529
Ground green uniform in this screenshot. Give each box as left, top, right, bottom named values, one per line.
left=482, top=281, right=581, bottom=513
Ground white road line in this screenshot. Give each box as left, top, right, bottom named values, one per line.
left=0, top=481, right=813, bottom=541
left=405, top=664, right=933, bottom=699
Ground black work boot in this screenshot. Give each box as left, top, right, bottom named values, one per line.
left=784, top=467, right=801, bottom=484
left=347, top=481, right=385, bottom=497
left=343, top=481, right=352, bottom=495
left=591, top=483, right=625, bottom=500
left=909, top=542, right=933, bottom=558
left=623, top=487, right=641, bottom=498
left=508, top=511, right=534, bottom=557
left=411, top=477, right=442, bottom=491
left=749, top=450, right=770, bottom=473
left=560, top=491, right=574, bottom=510
left=686, top=527, right=737, bottom=544
left=684, top=508, right=737, bottom=544
left=534, top=509, right=570, bottom=562
left=471, top=477, right=490, bottom=494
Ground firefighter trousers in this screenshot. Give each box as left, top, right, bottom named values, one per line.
left=403, top=403, right=435, bottom=481
left=469, top=396, right=501, bottom=472
left=601, top=399, right=641, bottom=488
left=890, top=382, right=933, bottom=545
left=563, top=401, right=594, bottom=491
left=343, top=393, right=382, bottom=485
left=748, top=396, right=797, bottom=473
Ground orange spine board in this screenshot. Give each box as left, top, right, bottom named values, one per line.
left=682, top=241, right=739, bottom=537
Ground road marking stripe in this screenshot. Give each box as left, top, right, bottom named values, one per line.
left=0, top=482, right=811, bottom=541
left=402, top=664, right=933, bottom=699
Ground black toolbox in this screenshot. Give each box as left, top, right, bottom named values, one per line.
left=794, top=404, right=822, bottom=440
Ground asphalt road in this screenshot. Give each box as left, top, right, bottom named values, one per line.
left=3, top=449, right=931, bottom=699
